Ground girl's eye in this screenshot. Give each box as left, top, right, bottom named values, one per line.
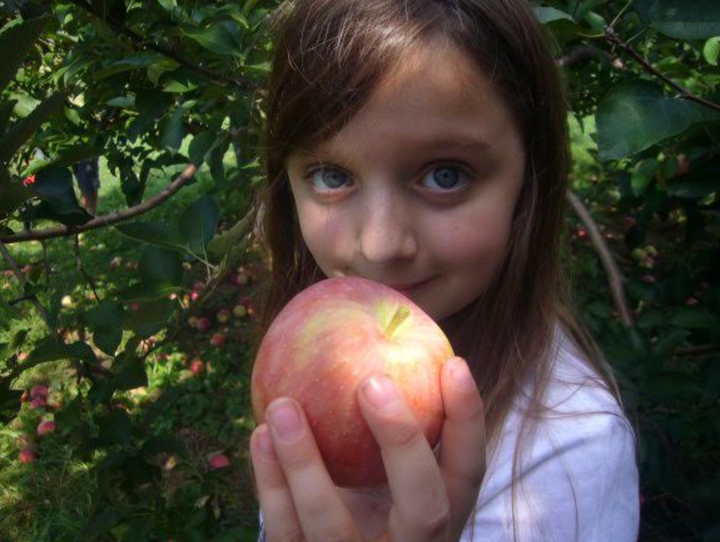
left=307, top=167, right=352, bottom=192
left=420, top=165, right=470, bottom=192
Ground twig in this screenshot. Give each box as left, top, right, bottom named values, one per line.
left=674, top=344, right=718, bottom=357
left=556, top=45, right=613, bottom=68
left=0, top=240, right=52, bottom=331
left=66, top=0, right=253, bottom=93
left=0, top=164, right=197, bottom=244
left=8, top=294, right=35, bottom=307
left=41, top=239, right=51, bottom=287
left=605, top=26, right=720, bottom=113
left=566, top=191, right=634, bottom=328
left=74, top=233, right=101, bottom=303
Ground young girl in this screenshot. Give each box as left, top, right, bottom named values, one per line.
left=247, top=0, right=640, bottom=541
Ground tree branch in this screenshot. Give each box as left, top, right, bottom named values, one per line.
left=566, top=191, right=634, bottom=328
left=74, top=233, right=100, bottom=303
left=0, top=164, right=197, bottom=244
left=605, top=26, right=720, bottom=113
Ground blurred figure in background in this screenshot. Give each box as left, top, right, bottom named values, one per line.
left=73, top=158, right=100, bottom=215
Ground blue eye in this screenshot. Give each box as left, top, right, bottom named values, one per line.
left=421, top=166, right=469, bottom=191
left=308, top=167, right=351, bottom=191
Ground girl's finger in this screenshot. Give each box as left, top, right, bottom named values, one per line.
left=437, top=357, right=487, bottom=540
left=250, top=424, right=304, bottom=542
left=356, top=373, right=452, bottom=542
left=263, top=397, right=362, bottom=542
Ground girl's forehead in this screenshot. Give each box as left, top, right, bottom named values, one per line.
left=292, top=46, right=515, bottom=159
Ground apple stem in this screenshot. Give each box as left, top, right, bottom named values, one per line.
left=385, top=306, right=411, bottom=338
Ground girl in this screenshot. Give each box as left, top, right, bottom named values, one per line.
left=247, top=0, right=640, bottom=541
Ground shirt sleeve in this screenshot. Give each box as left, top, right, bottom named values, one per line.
left=463, top=413, right=640, bottom=542
left=257, top=509, right=266, bottom=542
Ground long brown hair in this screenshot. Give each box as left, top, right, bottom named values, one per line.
left=249, top=0, right=629, bottom=539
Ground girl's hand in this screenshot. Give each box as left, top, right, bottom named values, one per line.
left=249, top=356, right=486, bottom=542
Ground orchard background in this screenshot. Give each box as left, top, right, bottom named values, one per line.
left=0, top=1, right=718, bottom=540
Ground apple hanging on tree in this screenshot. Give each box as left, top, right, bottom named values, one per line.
left=251, top=276, right=454, bottom=488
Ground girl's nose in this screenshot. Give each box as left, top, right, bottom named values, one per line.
left=358, top=190, right=418, bottom=265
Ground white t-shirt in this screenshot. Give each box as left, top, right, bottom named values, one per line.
left=256, top=325, right=640, bottom=542
left=464, top=325, right=640, bottom=542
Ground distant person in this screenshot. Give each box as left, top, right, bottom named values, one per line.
left=73, top=158, right=100, bottom=215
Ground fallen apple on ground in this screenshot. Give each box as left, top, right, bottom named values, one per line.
left=251, top=276, right=454, bottom=488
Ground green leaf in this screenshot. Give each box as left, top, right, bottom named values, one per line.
left=647, top=371, right=699, bottom=399
left=533, top=6, right=574, bottom=24
left=704, top=37, right=720, bottom=66
left=113, top=353, right=148, bottom=391
left=139, top=246, right=183, bottom=285
left=118, top=161, right=143, bottom=206
left=93, top=328, right=122, bottom=357
left=178, top=195, right=220, bottom=254
left=635, top=0, right=720, bottom=40
left=106, top=96, right=135, bottom=109
left=122, top=299, right=176, bottom=332
left=182, top=24, right=242, bottom=56
left=0, top=379, right=23, bottom=424
left=0, top=100, right=16, bottom=136
left=188, top=131, right=216, bottom=167
left=115, top=221, right=185, bottom=252
left=80, top=301, right=125, bottom=330
left=98, top=408, right=133, bottom=445
left=669, top=307, right=720, bottom=329
left=653, top=329, right=691, bottom=356
left=0, top=16, right=49, bottom=93
left=207, top=210, right=253, bottom=261
left=24, top=337, right=79, bottom=365
left=159, top=108, right=185, bottom=153
left=631, top=158, right=659, bottom=196
left=0, top=93, right=65, bottom=165
left=31, top=167, right=83, bottom=215
left=596, top=81, right=720, bottom=161
left=94, top=52, right=166, bottom=80
left=0, top=169, right=33, bottom=217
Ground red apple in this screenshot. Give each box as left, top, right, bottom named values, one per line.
left=190, top=359, right=204, bottom=375
left=210, top=333, right=226, bottom=348
left=30, top=385, right=48, bottom=398
left=196, top=317, right=212, bottom=332
left=207, top=453, right=230, bottom=471
left=18, top=447, right=36, bottom=464
left=251, top=276, right=454, bottom=488
left=37, top=420, right=56, bottom=436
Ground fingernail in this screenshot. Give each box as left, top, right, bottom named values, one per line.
left=267, top=399, right=303, bottom=442
left=361, top=375, right=400, bottom=410
left=450, top=358, right=475, bottom=391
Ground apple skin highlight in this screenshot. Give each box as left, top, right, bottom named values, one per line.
left=251, top=276, right=454, bottom=488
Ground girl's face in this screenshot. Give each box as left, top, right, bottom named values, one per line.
left=286, top=41, right=526, bottom=326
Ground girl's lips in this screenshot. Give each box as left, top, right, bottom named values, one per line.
left=391, top=277, right=434, bottom=295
